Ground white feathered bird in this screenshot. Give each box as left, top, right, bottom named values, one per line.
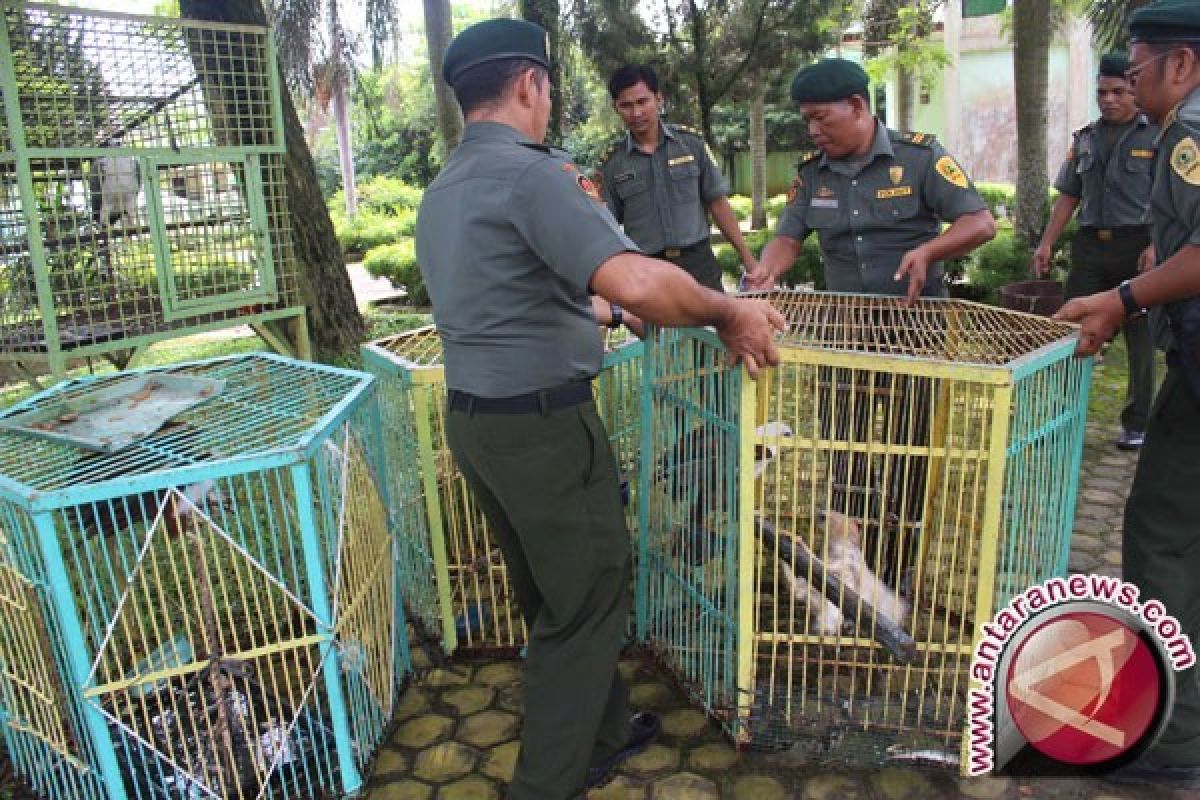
left=96, top=154, right=141, bottom=227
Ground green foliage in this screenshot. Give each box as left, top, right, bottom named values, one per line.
left=966, top=228, right=1036, bottom=303
left=328, top=175, right=423, bottom=255
left=975, top=182, right=1015, bottom=219
left=355, top=176, right=422, bottom=211
left=766, top=193, right=790, bottom=219
left=727, top=195, right=753, bottom=222
left=713, top=228, right=825, bottom=290
left=363, top=239, right=428, bottom=306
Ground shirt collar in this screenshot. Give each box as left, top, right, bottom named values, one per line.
left=463, top=120, right=532, bottom=146
left=624, top=121, right=674, bottom=154
left=1157, top=87, right=1200, bottom=144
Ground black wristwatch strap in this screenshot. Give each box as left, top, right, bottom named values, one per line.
left=1118, top=280, right=1143, bottom=318
left=609, top=304, right=624, bottom=329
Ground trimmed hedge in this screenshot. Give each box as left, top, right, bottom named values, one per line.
left=363, top=239, right=429, bottom=306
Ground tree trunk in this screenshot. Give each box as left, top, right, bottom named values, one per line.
left=331, top=75, right=357, bottom=217
left=180, top=0, right=365, bottom=358
left=519, top=0, right=562, bottom=143
left=423, top=0, right=462, bottom=156
left=749, top=77, right=767, bottom=231
left=895, top=65, right=916, bottom=131
left=1012, top=0, right=1051, bottom=248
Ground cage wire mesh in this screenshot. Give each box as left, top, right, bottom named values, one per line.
left=0, top=3, right=304, bottom=380
left=363, top=326, right=645, bottom=657
left=640, top=291, right=1091, bottom=772
left=0, top=353, right=407, bottom=800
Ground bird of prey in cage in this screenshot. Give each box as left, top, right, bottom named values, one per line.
left=95, top=153, right=141, bottom=227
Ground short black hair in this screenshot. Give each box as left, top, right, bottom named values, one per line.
left=608, top=64, right=659, bottom=99
left=452, top=57, right=547, bottom=116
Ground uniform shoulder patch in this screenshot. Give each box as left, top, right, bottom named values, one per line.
left=898, top=131, right=937, bottom=147
left=1170, top=136, right=1200, bottom=186
left=670, top=123, right=704, bottom=139
left=935, top=155, right=970, bottom=189
left=575, top=171, right=605, bottom=202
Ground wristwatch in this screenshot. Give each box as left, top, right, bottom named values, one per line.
left=608, top=304, right=624, bottom=329
left=1117, top=280, right=1145, bottom=318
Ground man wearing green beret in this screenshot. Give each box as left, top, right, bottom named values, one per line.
left=418, top=18, right=786, bottom=800
left=1056, top=0, right=1200, bottom=789
left=742, top=57, right=994, bottom=540
left=595, top=64, right=757, bottom=292
left=1035, top=52, right=1159, bottom=452
left=743, top=57, right=995, bottom=301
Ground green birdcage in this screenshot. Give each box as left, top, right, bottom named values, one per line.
left=0, top=2, right=307, bottom=384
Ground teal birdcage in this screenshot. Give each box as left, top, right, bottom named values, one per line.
left=0, top=3, right=307, bottom=384
left=0, top=353, right=407, bottom=800
left=362, top=327, right=644, bottom=656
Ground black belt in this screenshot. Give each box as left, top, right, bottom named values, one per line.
left=654, top=238, right=710, bottom=259
left=447, top=381, right=593, bottom=416
left=1081, top=225, right=1151, bottom=241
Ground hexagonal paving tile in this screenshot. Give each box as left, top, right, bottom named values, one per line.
left=629, top=682, right=675, bottom=710
left=413, top=741, right=477, bottom=784
left=443, top=686, right=496, bottom=716
left=732, top=775, right=786, bottom=800
left=800, top=773, right=864, bottom=800
left=871, top=768, right=934, bottom=800
left=475, top=661, right=523, bottom=687
left=956, top=776, right=1011, bottom=799
left=438, top=775, right=500, bottom=800
left=660, top=709, right=708, bottom=740
left=649, top=772, right=719, bottom=799
left=423, top=667, right=472, bottom=688
left=587, top=774, right=648, bottom=800
left=623, top=744, right=680, bottom=777
left=370, top=779, right=434, bottom=800
left=480, top=740, right=519, bottom=783
left=459, top=709, right=521, bottom=749
left=394, top=688, right=432, bottom=721
left=686, top=742, right=738, bottom=771
left=395, top=714, right=455, bottom=749
left=496, top=684, right=523, bottom=714
left=373, top=746, right=410, bottom=776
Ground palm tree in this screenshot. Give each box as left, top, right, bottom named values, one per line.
left=1012, top=0, right=1051, bottom=247
left=272, top=0, right=396, bottom=218
left=1087, top=0, right=1150, bottom=50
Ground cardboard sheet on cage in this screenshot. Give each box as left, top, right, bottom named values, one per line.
left=0, top=374, right=225, bottom=453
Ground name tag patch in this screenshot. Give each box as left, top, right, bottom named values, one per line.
left=1131, top=149, right=1155, bottom=159
left=668, top=154, right=696, bottom=166
left=876, top=186, right=913, bottom=199
left=614, top=171, right=635, bottom=183
left=811, top=197, right=838, bottom=209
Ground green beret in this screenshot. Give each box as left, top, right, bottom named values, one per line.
left=442, top=18, right=550, bottom=86
left=1098, top=52, right=1129, bottom=78
left=791, top=58, right=870, bottom=105
left=1129, top=0, right=1200, bottom=44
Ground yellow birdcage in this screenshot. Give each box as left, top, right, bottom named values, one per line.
left=639, top=290, right=1091, bottom=770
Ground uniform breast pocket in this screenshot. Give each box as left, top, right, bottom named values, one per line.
left=613, top=175, right=649, bottom=201
left=669, top=162, right=702, bottom=202
left=1126, top=154, right=1154, bottom=174
left=1075, top=152, right=1095, bottom=175
left=805, top=206, right=841, bottom=231
left=874, top=190, right=920, bottom=222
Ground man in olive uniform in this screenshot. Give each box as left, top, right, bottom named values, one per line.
left=416, top=19, right=785, bottom=800
left=744, top=58, right=995, bottom=300
left=1035, top=52, right=1159, bottom=451
left=1057, top=0, right=1200, bottom=789
left=595, top=64, right=756, bottom=292
left=743, top=58, right=994, bottom=544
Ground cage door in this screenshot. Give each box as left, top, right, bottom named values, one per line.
left=146, top=155, right=278, bottom=321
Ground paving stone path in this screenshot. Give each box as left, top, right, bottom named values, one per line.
left=366, top=388, right=1191, bottom=800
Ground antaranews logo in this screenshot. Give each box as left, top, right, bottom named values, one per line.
left=967, top=574, right=1195, bottom=776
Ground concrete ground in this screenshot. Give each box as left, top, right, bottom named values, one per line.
left=363, top=362, right=1195, bottom=799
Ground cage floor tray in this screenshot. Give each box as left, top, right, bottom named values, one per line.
left=0, top=374, right=225, bottom=453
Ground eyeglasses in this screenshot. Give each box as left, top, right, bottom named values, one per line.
left=1125, top=50, right=1176, bottom=86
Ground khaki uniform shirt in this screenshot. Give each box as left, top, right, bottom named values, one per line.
left=776, top=121, right=987, bottom=297
left=596, top=122, right=728, bottom=254
left=1054, top=114, right=1158, bottom=228
left=416, top=121, right=637, bottom=397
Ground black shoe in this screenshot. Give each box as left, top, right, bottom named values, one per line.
left=1116, top=429, right=1145, bottom=451
left=1104, top=756, right=1200, bottom=789
left=584, top=712, right=661, bottom=789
